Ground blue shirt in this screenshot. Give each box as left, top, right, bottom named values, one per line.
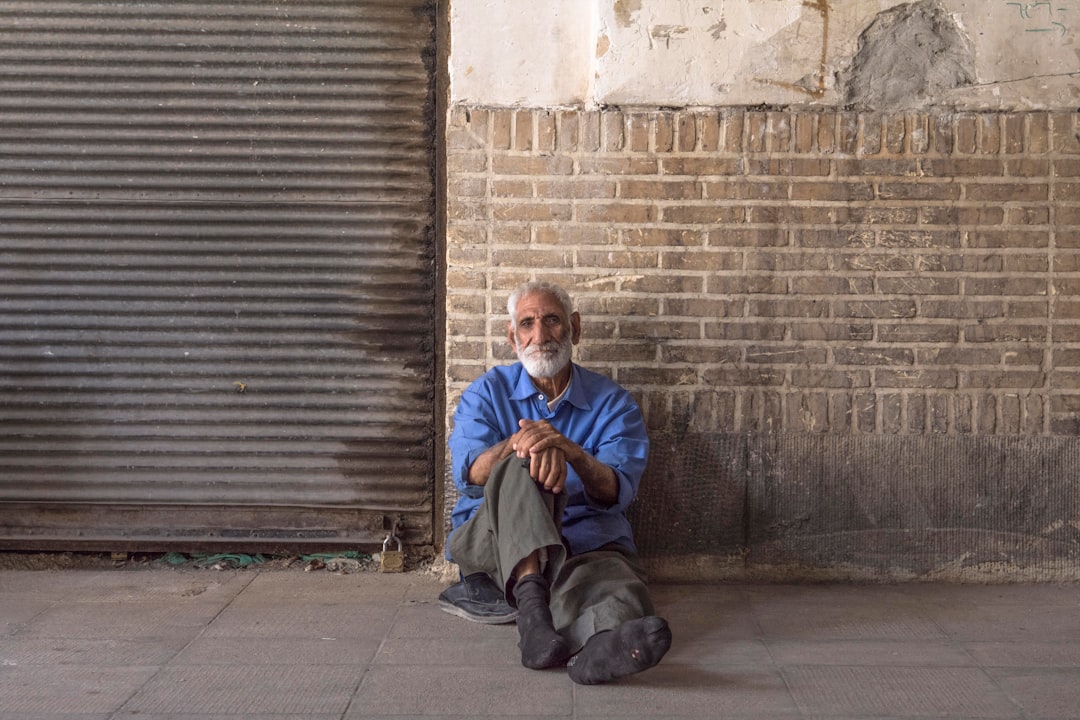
left=448, top=362, right=649, bottom=557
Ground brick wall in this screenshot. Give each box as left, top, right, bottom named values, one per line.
left=444, top=107, right=1080, bottom=579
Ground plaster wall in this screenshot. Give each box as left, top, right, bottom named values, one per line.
left=450, top=0, right=1080, bottom=110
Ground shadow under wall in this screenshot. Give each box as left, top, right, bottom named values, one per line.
left=630, top=432, right=1080, bottom=582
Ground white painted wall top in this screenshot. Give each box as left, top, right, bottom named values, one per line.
left=450, top=0, right=1080, bottom=110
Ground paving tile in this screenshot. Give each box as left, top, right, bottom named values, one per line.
left=0, top=594, right=54, bottom=635
left=174, top=637, right=381, bottom=666
left=664, top=637, right=773, bottom=667
left=752, top=601, right=946, bottom=642
left=348, top=665, right=571, bottom=717
left=111, top=714, right=340, bottom=720
left=0, top=569, right=105, bottom=594
left=374, top=635, right=521, bottom=666
left=238, top=570, right=414, bottom=603
left=0, top=664, right=159, bottom=715
left=18, top=601, right=219, bottom=640
left=121, top=665, right=360, bottom=715
left=66, top=568, right=250, bottom=600
left=767, top=639, right=974, bottom=667
left=926, top=602, right=1080, bottom=641
left=988, top=667, right=1080, bottom=719
left=783, top=665, right=1022, bottom=718
left=387, top=601, right=519, bottom=641
left=572, top=664, right=797, bottom=717
left=201, top=600, right=397, bottom=640
left=964, top=640, right=1080, bottom=667
left=0, top=636, right=185, bottom=666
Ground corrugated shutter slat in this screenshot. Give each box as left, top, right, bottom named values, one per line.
left=0, top=0, right=437, bottom=550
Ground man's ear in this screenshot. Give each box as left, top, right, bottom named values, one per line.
left=570, top=311, right=582, bottom=345
left=506, top=320, right=518, bottom=351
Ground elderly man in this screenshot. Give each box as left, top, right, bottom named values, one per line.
left=438, top=280, right=671, bottom=684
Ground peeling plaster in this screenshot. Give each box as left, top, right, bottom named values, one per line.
left=450, top=0, right=1080, bottom=110
left=843, top=0, right=975, bottom=110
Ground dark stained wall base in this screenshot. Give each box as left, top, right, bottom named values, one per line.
left=633, top=433, right=1080, bottom=582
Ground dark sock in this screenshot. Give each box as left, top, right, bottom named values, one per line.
left=566, top=616, right=672, bottom=685
left=512, top=575, right=571, bottom=670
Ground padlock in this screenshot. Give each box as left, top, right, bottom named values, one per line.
left=380, top=533, right=405, bottom=573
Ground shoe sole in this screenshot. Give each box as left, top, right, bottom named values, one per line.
left=438, top=599, right=519, bottom=625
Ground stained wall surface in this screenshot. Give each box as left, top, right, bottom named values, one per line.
left=444, top=1, right=1080, bottom=580
left=450, top=0, right=1080, bottom=111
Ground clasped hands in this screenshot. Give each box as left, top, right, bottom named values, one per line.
left=510, top=418, right=575, bottom=494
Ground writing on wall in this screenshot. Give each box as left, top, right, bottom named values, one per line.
left=1006, top=1, right=1070, bottom=36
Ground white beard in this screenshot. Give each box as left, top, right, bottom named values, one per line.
left=518, top=337, right=572, bottom=379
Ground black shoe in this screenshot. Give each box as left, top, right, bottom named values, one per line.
left=438, top=572, right=519, bottom=624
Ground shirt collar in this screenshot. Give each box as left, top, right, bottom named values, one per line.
left=511, top=362, right=591, bottom=411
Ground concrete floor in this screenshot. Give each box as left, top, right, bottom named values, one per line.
left=2, top=564, right=1080, bottom=719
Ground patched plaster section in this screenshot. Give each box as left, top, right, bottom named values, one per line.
left=842, top=0, right=975, bottom=110
left=449, top=0, right=1080, bottom=110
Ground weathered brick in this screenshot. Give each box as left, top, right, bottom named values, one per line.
left=747, top=250, right=830, bottom=272
left=662, top=205, right=745, bottom=225
left=576, top=249, right=658, bottom=269
left=789, top=322, right=873, bottom=342
left=876, top=369, right=958, bottom=388
left=708, top=275, right=787, bottom=294
left=677, top=112, right=698, bottom=152
left=492, top=154, right=573, bottom=175
left=965, top=277, right=1047, bottom=296
left=833, top=299, right=916, bottom=319
left=791, top=181, right=875, bottom=201
left=955, top=114, right=978, bottom=154
left=1003, top=114, right=1025, bottom=154
left=817, top=113, right=837, bottom=153
left=879, top=323, right=959, bottom=343
left=881, top=393, right=903, bottom=434
left=1052, top=113, right=1080, bottom=154
left=654, top=112, right=675, bottom=152
left=793, top=112, right=815, bottom=153
left=578, top=157, right=660, bottom=175
left=445, top=107, right=1080, bottom=440
left=576, top=203, right=656, bottom=224
left=921, top=205, right=1004, bottom=226
left=877, top=181, right=961, bottom=201
left=749, top=158, right=831, bottom=176
left=787, top=391, right=830, bottom=432
left=625, top=113, right=649, bottom=152
left=980, top=114, right=1002, bottom=154
left=662, top=157, right=742, bottom=176
left=746, top=111, right=768, bottom=152
left=492, top=202, right=572, bottom=222
left=664, top=250, right=742, bottom=271
left=836, top=158, right=920, bottom=176
left=705, top=228, right=788, bottom=247
left=917, top=158, right=1005, bottom=177
left=698, top=112, right=721, bottom=151
left=834, top=347, right=914, bottom=366
left=513, top=110, right=532, bottom=151
left=706, top=179, right=790, bottom=200
left=705, top=322, right=787, bottom=341
left=621, top=179, right=701, bottom=200
left=964, top=324, right=1048, bottom=343
left=966, top=182, right=1049, bottom=202
left=602, top=111, right=625, bottom=151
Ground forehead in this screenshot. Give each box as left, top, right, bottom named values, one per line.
left=514, top=291, right=566, bottom=320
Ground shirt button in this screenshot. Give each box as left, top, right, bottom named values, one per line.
left=538, top=395, right=545, bottom=400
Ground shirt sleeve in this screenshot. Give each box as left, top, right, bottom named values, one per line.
left=447, top=382, right=504, bottom=499
left=582, top=390, right=649, bottom=512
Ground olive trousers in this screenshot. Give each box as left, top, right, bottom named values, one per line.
left=448, top=455, right=654, bottom=651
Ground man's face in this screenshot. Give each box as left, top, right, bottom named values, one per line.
left=508, top=291, right=581, bottom=379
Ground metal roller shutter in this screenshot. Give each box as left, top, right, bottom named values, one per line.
left=0, top=1, right=437, bottom=551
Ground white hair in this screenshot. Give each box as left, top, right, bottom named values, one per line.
left=506, top=280, right=574, bottom=322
